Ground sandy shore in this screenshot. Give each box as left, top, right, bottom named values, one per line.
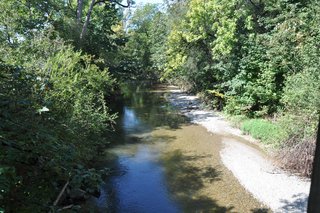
left=166, top=87, right=310, bottom=213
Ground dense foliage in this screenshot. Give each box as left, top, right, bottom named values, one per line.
left=117, top=4, right=168, bottom=80
left=0, top=0, right=126, bottom=211
left=126, top=0, right=320, bottom=176
left=1, top=0, right=319, bottom=211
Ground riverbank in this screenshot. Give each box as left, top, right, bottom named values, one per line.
left=166, top=86, right=310, bottom=213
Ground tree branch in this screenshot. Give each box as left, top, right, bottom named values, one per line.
left=247, top=0, right=258, bottom=8
left=80, top=0, right=96, bottom=40
left=77, top=0, right=84, bottom=27
left=53, top=181, right=69, bottom=207
left=1, top=139, right=32, bottom=153
left=79, top=0, right=132, bottom=41
left=94, top=0, right=131, bottom=8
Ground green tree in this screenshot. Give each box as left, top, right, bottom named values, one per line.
left=0, top=0, right=124, bottom=211
left=119, top=3, right=163, bottom=80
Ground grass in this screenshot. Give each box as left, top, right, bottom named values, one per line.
left=222, top=112, right=288, bottom=147
left=224, top=113, right=316, bottom=176
left=240, top=119, right=287, bottom=147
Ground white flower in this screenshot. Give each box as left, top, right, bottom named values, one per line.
left=38, top=106, right=49, bottom=114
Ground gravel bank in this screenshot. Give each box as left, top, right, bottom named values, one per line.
left=167, top=87, right=310, bottom=213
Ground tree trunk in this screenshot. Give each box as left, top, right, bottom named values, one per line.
left=76, top=0, right=84, bottom=27
left=308, top=116, right=320, bottom=213
left=80, top=0, right=95, bottom=41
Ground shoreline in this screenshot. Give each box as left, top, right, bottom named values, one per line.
left=166, top=86, right=310, bottom=212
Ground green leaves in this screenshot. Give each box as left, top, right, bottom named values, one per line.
left=0, top=166, right=17, bottom=198
left=127, top=0, right=320, bottom=163
left=118, top=4, right=165, bottom=80
left=70, top=165, right=110, bottom=194
left=0, top=28, right=117, bottom=212
left=0, top=0, right=126, bottom=210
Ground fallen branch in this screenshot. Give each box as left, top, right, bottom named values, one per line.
left=58, top=204, right=74, bottom=211
left=53, top=181, right=69, bottom=206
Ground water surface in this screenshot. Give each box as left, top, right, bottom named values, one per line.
left=87, top=84, right=268, bottom=212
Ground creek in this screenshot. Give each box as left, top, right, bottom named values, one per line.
left=85, top=84, right=267, bottom=212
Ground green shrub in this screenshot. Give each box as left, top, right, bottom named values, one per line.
left=0, top=32, right=117, bottom=211
left=280, top=70, right=320, bottom=140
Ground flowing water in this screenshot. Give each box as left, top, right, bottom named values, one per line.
left=86, top=84, right=269, bottom=213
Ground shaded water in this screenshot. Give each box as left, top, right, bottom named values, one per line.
left=87, top=84, right=268, bottom=212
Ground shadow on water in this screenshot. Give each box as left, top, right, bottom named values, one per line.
left=85, top=83, right=268, bottom=213
left=106, top=83, right=189, bottom=147
left=162, top=150, right=234, bottom=213
left=83, top=83, right=192, bottom=212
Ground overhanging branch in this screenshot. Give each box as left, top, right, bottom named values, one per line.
left=94, top=0, right=131, bottom=8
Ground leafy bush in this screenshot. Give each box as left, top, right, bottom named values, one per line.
left=277, top=67, right=319, bottom=176
left=0, top=32, right=117, bottom=211
left=199, top=90, right=225, bottom=110
left=280, top=71, right=320, bottom=139
left=1, top=0, right=123, bottom=210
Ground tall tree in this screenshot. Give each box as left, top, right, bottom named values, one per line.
left=80, top=0, right=96, bottom=40
left=78, top=0, right=132, bottom=42
left=77, top=0, right=84, bottom=27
